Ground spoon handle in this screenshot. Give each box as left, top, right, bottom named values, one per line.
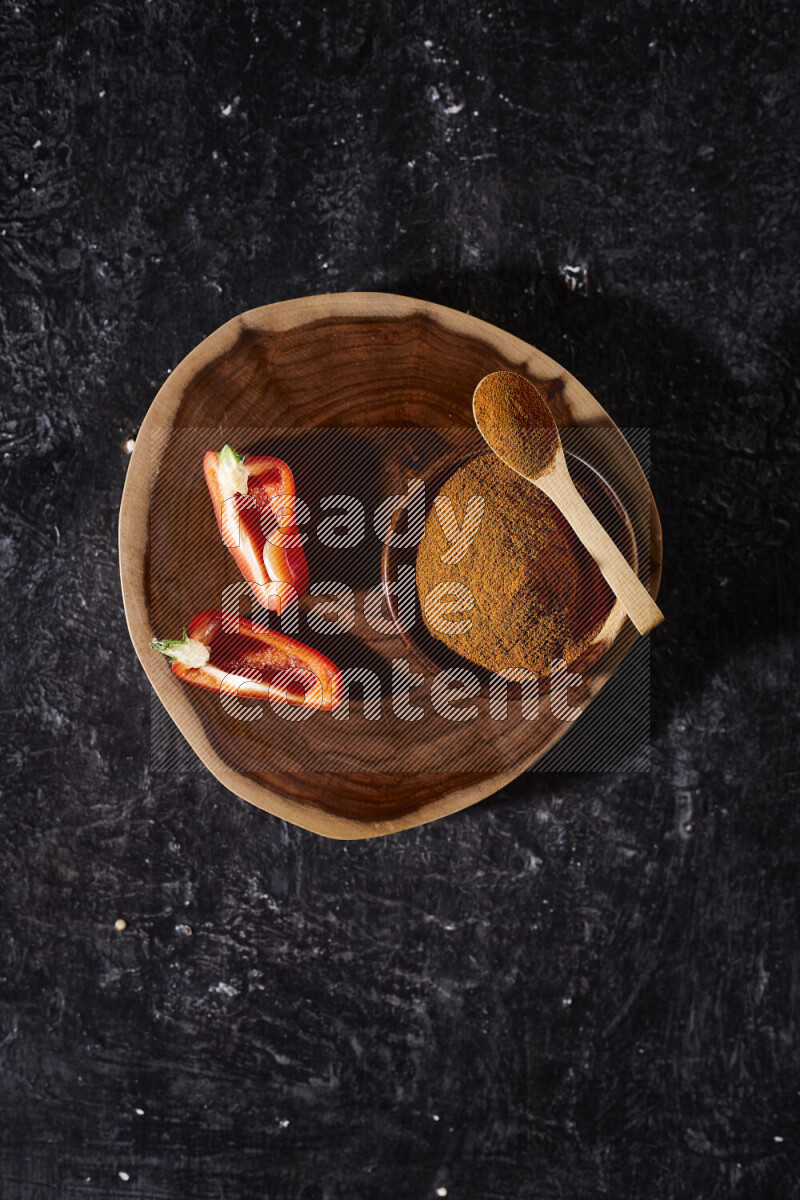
left=540, top=469, right=664, bottom=636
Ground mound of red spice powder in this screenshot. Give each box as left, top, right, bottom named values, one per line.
left=416, top=452, right=613, bottom=679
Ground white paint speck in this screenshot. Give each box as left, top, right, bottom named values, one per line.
left=220, top=96, right=240, bottom=116
left=177, top=923, right=192, bottom=936
left=444, top=102, right=464, bottom=115
left=559, top=263, right=588, bottom=292
left=432, top=1113, right=440, bottom=1121
left=278, top=1117, right=290, bottom=1128
left=562, top=996, right=573, bottom=1007
left=436, top=1189, right=448, bottom=1197
left=33, top=139, right=41, bottom=148
left=135, top=1108, right=144, bottom=1116
left=424, top=39, right=433, bottom=48
left=675, top=791, right=693, bottom=840
left=210, top=981, right=238, bottom=997
left=125, top=438, right=135, bottom=455
left=99, top=90, right=105, bottom=98
left=119, top=1172, right=129, bottom=1182
left=774, top=1135, right=784, bottom=1143
left=114, top=918, right=127, bottom=931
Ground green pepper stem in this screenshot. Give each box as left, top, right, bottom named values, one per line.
left=218, top=444, right=249, bottom=496
left=150, top=628, right=210, bottom=668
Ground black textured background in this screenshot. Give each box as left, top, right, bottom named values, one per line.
left=1, top=2, right=799, bottom=1197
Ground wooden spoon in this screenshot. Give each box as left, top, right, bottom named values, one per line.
left=473, top=370, right=664, bottom=636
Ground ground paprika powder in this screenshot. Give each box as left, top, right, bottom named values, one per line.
left=416, top=452, right=613, bottom=679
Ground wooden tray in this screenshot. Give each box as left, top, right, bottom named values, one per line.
left=119, top=292, right=662, bottom=839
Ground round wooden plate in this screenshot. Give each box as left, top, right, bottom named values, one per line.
left=119, top=292, right=662, bottom=839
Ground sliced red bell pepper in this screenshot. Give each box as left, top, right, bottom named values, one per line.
left=203, top=445, right=310, bottom=615
left=151, top=610, right=342, bottom=710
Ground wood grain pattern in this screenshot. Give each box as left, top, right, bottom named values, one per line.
left=118, top=293, right=663, bottom=839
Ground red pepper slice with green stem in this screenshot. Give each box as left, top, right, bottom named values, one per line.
left=204, top=445, right=310, bottom=615
left=151, top=610, right=343, bottom=710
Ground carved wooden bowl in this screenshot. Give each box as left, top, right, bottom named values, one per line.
left=119, top=292, right=662, bottom=839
